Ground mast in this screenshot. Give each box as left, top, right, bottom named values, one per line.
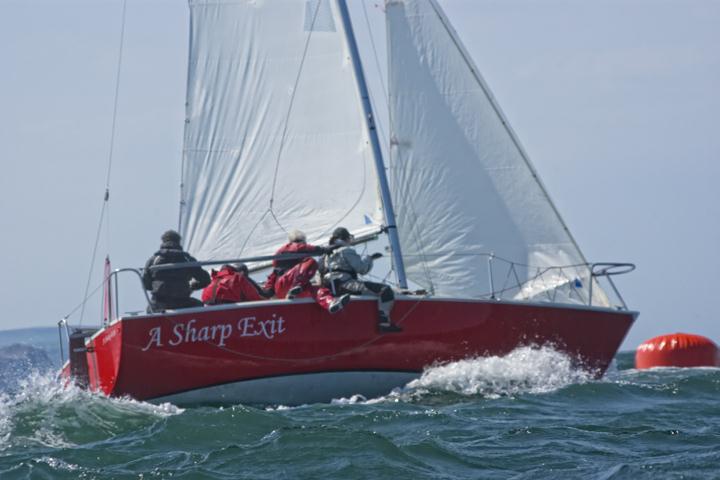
left=336, top=0, right=408, bottom=289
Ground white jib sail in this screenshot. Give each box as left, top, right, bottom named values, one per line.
left=180, top=0, right=383, bottom=261
left=387, top=0, right=608, bottom=305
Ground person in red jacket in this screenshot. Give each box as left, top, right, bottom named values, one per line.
left=202, top=264, right=269, bottom=305
left=264, top=230, right=349, bottom=313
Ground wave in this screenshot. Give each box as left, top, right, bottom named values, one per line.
left=0, top=371, right=183, bottom=452
left=0, top=343, right=54, bottom=394
left=604, top=363, right=720, bottom=400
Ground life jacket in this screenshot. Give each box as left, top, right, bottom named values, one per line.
left=323, top=246, right=366, bottom=280
left=202, top=267, right=260, bottom=304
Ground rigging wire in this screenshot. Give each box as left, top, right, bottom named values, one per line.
left=79, top=0, right=127, bottom=325
left=104, top=0, right=127, bottom=197
left=360, top=1, right=393, bottom=158
left=311, top=1, right=385, bottom=243
left=356, top=0, right=400, bottom=285
left=268, top=0, right=322, bottom=212
left=234, top=2, right=384, bottom=256
left=361, top=1, right=390, bottom=123
left=236, top=0, right=324, bottom=256
left=79, top=200, right=108, bottom=325
left=63, top=280, right=107, bottom=323
left=360, top=0, right=435, bottom=291
left=359, top=2, right=400, bottom=280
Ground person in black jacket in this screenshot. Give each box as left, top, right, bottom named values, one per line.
left=142, top=230, right=211, bottom=312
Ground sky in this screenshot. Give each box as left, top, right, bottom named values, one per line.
left=0, top=0, right=718, bottom=351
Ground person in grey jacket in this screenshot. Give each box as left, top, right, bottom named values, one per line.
left=321, top=227, right=401, bottom=333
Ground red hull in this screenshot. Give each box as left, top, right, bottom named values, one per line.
left=82, top=297, right=635, bottom=404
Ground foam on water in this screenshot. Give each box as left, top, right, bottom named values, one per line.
left=407, top=346, right=593, bottom=398
left=334, top=346, right=593, bottom=405
left=0, top=370, right=183, bottom=451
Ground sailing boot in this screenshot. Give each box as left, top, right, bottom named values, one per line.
left=377, top=312, right=402, bottom=333
left=286, top=285, right=304, bottom=299
left=328, top=294, right=351, bottom=314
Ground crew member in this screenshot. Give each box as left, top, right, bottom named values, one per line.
left=321, top=227, right=401, bottom=332
left=142, top=230, right=211, bottom=312
left=265, top=230, right=350, bottom=313
left=202, top=263, right=269, bottom=305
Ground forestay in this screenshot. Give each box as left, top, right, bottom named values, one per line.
left=180, top=0, right=383, bottom=261
left=386, top=0, right=608, bottom=305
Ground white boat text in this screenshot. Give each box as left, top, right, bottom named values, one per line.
left=141, top=315, right=286, bottom=351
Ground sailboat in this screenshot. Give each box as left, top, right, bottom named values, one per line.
left=61, top=0, right=636, bottom=406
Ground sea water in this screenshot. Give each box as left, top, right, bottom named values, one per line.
left=1, top=328, right=718, bottom=479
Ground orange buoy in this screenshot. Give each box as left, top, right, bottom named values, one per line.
left=635, top=333, right=720, bottom=369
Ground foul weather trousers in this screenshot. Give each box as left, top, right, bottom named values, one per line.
left=328, top=279, right=394, bottom=319
left=274, top=258, right=336, bottom=312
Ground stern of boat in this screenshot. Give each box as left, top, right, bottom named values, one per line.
left=85, top=321, right=123, bottom=396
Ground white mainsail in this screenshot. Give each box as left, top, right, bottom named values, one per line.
left=386, top=0, right=608, bottom=304
left=180, top=0, right=608, bottom=305
left=180, top=0, right=383, bottom=261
